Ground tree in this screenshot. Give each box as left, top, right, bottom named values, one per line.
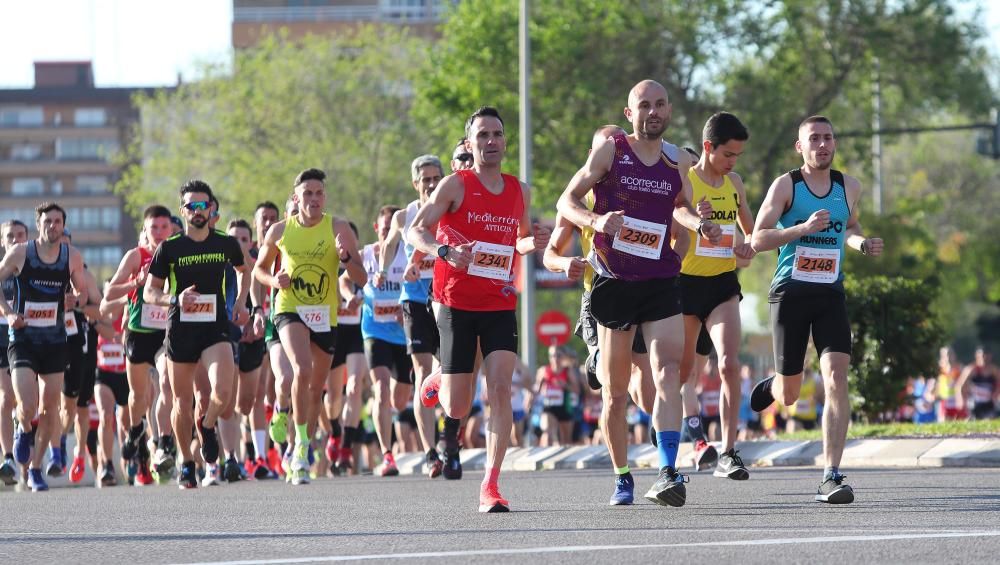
left=845, top=275, right=946, bottom=421
left=116, top=27, right=432, bottom=239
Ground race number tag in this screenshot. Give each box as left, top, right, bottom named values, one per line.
left=467, top=242, right=515, bottom=280
left=337, top=298, right=361, bottom=325
left=373, top=299, right=401, bottom=323
left=543, top=386, right=565, bottom=407
left=791, top=247, right=840, bottom=284
left=179, top=294, right=217, bottom=323
left=695, top=224, right=736, bottom=258
left=141, top=303, right=170, bottom=330
left=65, top=312, right=79, bottom=336
left=296, top=305, right=331, bottom=333
left=419, top=257, right=436, bottom=279
left=99, top=343, right=125, bottom=366
left=612, top=216, right=666, bottom=260
left=24, top=301, right=58, bottom=328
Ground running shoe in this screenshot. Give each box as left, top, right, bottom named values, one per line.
left=121, top=422, right=145, bottom=461
left=14, top=426, right=34, bottom=465
left=0, top=457, right=17, bottom=486
left=178, top=461, right=197, bottom=490
left=426, top=451, right=443, bottom=479
left=202, top=463, right=220, bottom=487
left=45, top=447, right=64, bottom=478
left=290, top=443, right=310, bottom=486
left=609, top=472, right=635, bottom=506
left=223, top=456, right=242, bottom=483
left=644, top=466, right=688, bottom=507
left=269, top=410, right=289, bottom=445
left=377, top=452, right=399, bottom=477
left=59, top=434, right=67, bottom=468
left=585, top=350, right=601, bottom=390
left=152, top=447, right=175, bottom=477
left=198, top=418, right=220, bottom=464
left=126, top=460, right=138, bottom=486
left=325, top=435, right=340, bottom=465
left=135, top=460, right=155, bottom=486
left=478, top=483, right=510, bottom=513
left=442, top=448, right=462, bottom=480
left=267, top=446, right=283, bottom=477
left=252, top=456, right=274, bottom=480
left=815, top=473, right=854, bottom=504
left=419, top=368, right=441, bottom=408
left=335, top=447, right=354, bottom=476
left=714, top=448, right=750, bottom=480
left=750, top=375, right=776, bottom=412
left=100, top=464, right=117, bottom=488
left=27, top=468, right=49, bottom=492
left=694, top=439, right=719, bottom=472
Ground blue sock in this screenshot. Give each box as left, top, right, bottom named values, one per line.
left=656, top=430, right=681, bottom=470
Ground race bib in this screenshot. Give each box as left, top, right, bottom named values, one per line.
left=141, top=303, right=170, bottom=330
left=543, top=386, right=565, bottom=407
left=99, top=343, right=124, bottom=367
left=467, top=242, right=515, bottom=280
left=24, top=301, right=58, bottom=328
left=791, top=247, right=840, bottom=284
left=337, top=299, right=361, bottom=325
left=296, top=305, right=331, bottom=333
left=612, top=216, right=666, bottom=260
left=64, top=312, right=79, bottom=336
left=418, top=257, right=436, bottom=279
left=695, top=224, right=736, bottom=258
left=179, top=294, right=217, bottom=323
left=373, top=299, right=401, bottom=323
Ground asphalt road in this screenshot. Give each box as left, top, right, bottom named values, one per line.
left=2, top=466, right=999, bottom=564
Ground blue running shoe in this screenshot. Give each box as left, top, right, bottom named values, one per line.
left=59, top=434, right=67, bottom=468
left=14, top=426, right=35, bottom=465
left=307, top=443, right=315, bottom=466
left=27, top=468, right=49, bottom=492
left=46, top=448, right=64, bottom=478
left=610, top=472, right=635, bottom=505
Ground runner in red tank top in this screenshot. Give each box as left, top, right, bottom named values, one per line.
left=407, top=106, right=549, bottom=513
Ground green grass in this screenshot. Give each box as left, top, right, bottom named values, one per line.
left=776, top=419, right=1000, bottom=441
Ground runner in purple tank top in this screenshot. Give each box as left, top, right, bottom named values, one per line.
left=557, top=79, right=721, bottom=508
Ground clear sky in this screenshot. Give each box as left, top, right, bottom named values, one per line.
left=0, top=0, right=996, bottom=89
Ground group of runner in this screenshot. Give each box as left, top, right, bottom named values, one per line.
left=0, top=79, right=885, bottom=511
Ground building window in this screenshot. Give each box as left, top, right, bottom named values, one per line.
left=51, top=180, right=63, bottom=195
left=11, top=178, right=44, bottom=196
left=10, top=143, right=43, bottom=160
left=76, top=175, right=109, bottom=194
left=101, top=207, right=121, bottom=231
left=0, top=106, right=44, bottom=127
left=74, top=108, right=107, bottom=127
left=56, top=138, right=118, bottom=161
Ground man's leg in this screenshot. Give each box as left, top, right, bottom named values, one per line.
left=124, top=359, right=151, bottom=459
left=411, top=352, right=438, bottom=469
left=169, top=360, right=197, bottom=483
left=0, top=368, right=16, bottom=458
left=267, top=341, right=293, bottom=446
left=820, top=351, right=851, bottom=470
left=597, top=323, right=637, bottom=505
left=480, top=349, right=515, bottom=510
left=706, top=297, right=749, bottom=480
left=34, top=373, right=63, bottom=471
left=642, top=314, right=687, bottom=507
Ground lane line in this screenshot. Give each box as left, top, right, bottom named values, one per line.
left=172, top=531, right=1000, bottom=565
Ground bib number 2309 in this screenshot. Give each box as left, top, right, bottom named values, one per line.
left=612, top=216, right=666, bottom=260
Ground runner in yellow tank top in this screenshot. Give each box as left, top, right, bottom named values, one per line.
left=677, top=112, right=756, bottom=481
left=253, top=168, right=366, bottom=485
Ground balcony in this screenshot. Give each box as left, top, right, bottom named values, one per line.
left=233, top=3, right=447, bottom=23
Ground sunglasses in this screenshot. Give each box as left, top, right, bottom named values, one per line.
left=183, top=201, right=210, bottom=212
left=455, top=153, right=473, bottom=162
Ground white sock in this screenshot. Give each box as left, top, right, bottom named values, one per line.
left=253, top=430, right=267, bottom=460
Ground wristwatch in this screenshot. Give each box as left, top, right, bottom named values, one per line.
left=436, top=244, right=451, bottom=260
left=169, top=295, right=178, bottom=307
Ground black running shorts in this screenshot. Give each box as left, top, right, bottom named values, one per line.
left=437, top=305, right=517, bottom=375
left=96, top=369, right=130, bottom=407
left=590, top=275, right=682, bottom=331
left=679, top=271, right=742, bottom=322
left=165, top=323, right=232, bottom=364
left=8, top=340, right=67, bottom=376
left=125, top=330, right=166, bottom=366
left=364, top=338, right=413, bottom=384
left=273, top=313, right=336, bottom=355
left=238, top=338, right=266, bottom=373
left=769, top=290, right=851, bottom=376
left=401, top=300, right=439, bottom=356
left=331, top=324, right=363, bottom=368
left=577, top=290, right=648, bottom=355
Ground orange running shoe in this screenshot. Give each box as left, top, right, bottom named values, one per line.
left=419, top=368, right=442, bottom=408
left=69, top=455, right=86, bottom=483
left=479, top=483, right=510, bottom=513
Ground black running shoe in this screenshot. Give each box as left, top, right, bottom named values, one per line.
left=815, top=473, right=854, bottom=504
left=713, top=448, right=750, bottom=480
left=443, top=448, right=462, bottom=480
left=122, top=423, right=145, bottom=461
left=643, top=466, right=688, bottom=507
left=198, top=418, right=220, bottom=464
left=223, top=456, right=242, bottom=483
left=585, top=350, right=601, bottom=390
left=99, top=464, right=117, bottom=487
left=178, top=461, right=197, bottom=490
left=750, top=375, right=776, bottom=412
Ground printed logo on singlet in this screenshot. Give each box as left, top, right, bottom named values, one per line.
left=177, top=253, right=226, bottom=267
left=619, top=153, right=633, bottom=165
left=794, top=219, right=844, bottom=246
left=466, top=211, right=518, bottom=234
left=290, top=264, right=331, bottom=305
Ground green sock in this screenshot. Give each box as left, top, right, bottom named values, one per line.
left=295, top=423, right=308, bottom=445
left=615, top=465, right=630, bottom=475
